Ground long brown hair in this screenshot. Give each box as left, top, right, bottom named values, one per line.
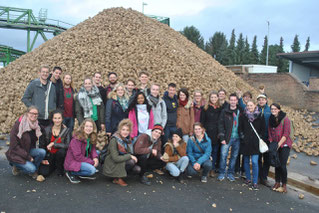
left=63, top=73, right=74, bottom=89
left=74, top=118, right=97, bottom=144
left=204, top=91, right=220, bottom=110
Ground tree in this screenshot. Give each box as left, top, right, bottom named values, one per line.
left=243, top=37, right=250, bottom=64
left=180, top=26, right=204, bottom=50
left=205, top=32, right=228, bottom=64
left=260, top=36, right=268, bottom=65
left=277, top=37, right=289, bottom=72
left=304, top=36, right=310, bottom=51
left=235, top=33, right=245, bottom=64
left=224, top=29, right=236, bottom=65
left=291, top=34, right=300, bottom=52
left=250, top=35, right=259, bottom=64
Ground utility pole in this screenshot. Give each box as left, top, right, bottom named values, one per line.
left=142, top=2, right=147, bottom=14
left=266, top=21, right=270, bottom=66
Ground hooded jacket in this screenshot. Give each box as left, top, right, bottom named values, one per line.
left=147, top=95, right=167, bottom=128
left=163, top=91, right=178, bottom=127
left=133, top=130, right=162, bottom=159
left=176, top=99, right=195, bottom=135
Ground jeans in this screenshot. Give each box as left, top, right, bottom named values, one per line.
left=182, top=135, right=189, bottom=144
left=211, top=143, right=220, bottom=170
left=11, top=148, right=46, bottom=174
left=243, top=154, right=259, bottom=184
left=186, top=159, right=212, bottom=177
left=275, top=147, right=290, bottom=184
left=163, top=126, right=177, bottom=143
left=166, top=156, right=189, bottom=177
left=63, top=117, right=75, bottom=133
left=219, top=138, right=240, bottom=176
left=71, top=162, right=96, bottom=176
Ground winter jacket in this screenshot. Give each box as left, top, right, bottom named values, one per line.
left=128, top=107, right=154, bottom=138
left=21, top=79, right=56, bottom=120
left=5, top=118, right=38, bottom=164
left=193, top=100, right=206, bottom=122
left=103, top=136, right=132, bottom=178
left=64, top=136, right=98, bottom=172
left=200, top=105, right=222, bottom=145
left=187, top=133, right=212, bottom=166
left=63, top=86, right=76, bottom=118
left=268, top=112, right=293, bottom=148
left=176, top=100, right=195, bottom=135
left=75, top=94, right=105, bottom=127
left=239, top=113, right=265, bottom=155
left=163, top=91, right=178, bottom=127
left=218, top=105, right=242, bottom=144
left=258, top=104, right=271, bottom=141
left=105, top=99, right=128, bottom=134
left=134, top=130, right=162, bottom=159
left=147, top=95, right=167, bottom=128
left=97, top=85, right=107, bottom=106
left=48, top=74, right=64, bottom=110
left=163, top=140, right=187, bottom=162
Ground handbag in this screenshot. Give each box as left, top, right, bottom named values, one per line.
left=269, top=142, right=281, bottom=168
left=249, top=122, right=268, bottom=153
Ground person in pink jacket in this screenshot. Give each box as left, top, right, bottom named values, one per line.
left=64, top=118, right=99, bottom=184
left=128, top=91, right=154, bottom=140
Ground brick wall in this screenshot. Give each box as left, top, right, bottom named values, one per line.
left=239, top=73, right=319, bottom=112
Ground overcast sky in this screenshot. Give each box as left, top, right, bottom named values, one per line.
left=1, top=0, right=318, bottom=53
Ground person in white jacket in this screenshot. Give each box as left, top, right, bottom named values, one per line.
left=147, top=83, right=167, bottom=128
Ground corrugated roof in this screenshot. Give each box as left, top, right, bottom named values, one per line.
left=277, top=51, right=319, bottom=68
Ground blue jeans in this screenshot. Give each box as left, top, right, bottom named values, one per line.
left=219, top=138, right=240, bottom=176
left=244, top=155, right=259, bottom=184
left=182, top=135, right=189, bottom=143
left=163, top=126, right=177, bottom=143
left=186, top=159, right=212, bottom=177
left=166, top=156, right=189, bottom=177
left=10, top=148, right=46, bottom=174
left=63, top=117, right=75, bottom=133
left=211, top=143, right=220, bottom=170
left=71, top=162, right=96, bottom=176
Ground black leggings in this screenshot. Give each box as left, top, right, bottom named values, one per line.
left=275, top=147, right=290, bottom=184
left=136, top=154, right=166, bottom=176
left=125, top=159, right=141, bottom=175
left=38, top=149, right=66, bottom=177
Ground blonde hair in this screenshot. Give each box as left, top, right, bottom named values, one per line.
left=63, top=73, right=74, bottom=88
left=74, top=118, right=98, bottom=145
left=39, top=65, right=50, bottom=72
left=117, top=119, right=133, bottom=134
left=108, top=83, right=129, bottom=100
left=204, top=91, right=220, bottom=110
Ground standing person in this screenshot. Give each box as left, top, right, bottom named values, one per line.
left=105, top=83, right=129, bottom=135
left=105, top=72, right=118, bottom=98
left=217, top=93, right=241, bottom=182
left=93, top=72, right=106, bottom=105
left=75, top=77, right=105, bottom=132
left=103, top=119, right=141, bottom=186
left=176, top=88, right=194, bottom=143
left=257, top=94, right=271, bottom=187
left=268, top=103, right=292, bottom=193
left=193, top=90, right=206, bottom=122
left=163, top=83, right=178, bottom=143
left=134, top=125, right=166, bottom=185
left=239, top=101, right=265, bottom=190
left=22, top=65, right=56, bottom=128
left=218, top=89, right=229, bottom=109
left=138, top=71, right=150, bottom=96
left=237, top=90, right=252, bottom=111
left=147, top=83, right=167, bottom=129
left=64, top=118, right=99, bottom=184
left=6, top=106, right=46, bottom=179
left=49, top=66, right=64, bottom=110
left=126, top=78, right=138, bottom=106
left=200, top=91, right=222, bottom=177
left=163, top=128, right=189, bottom=183
left=62, top=74, right=76, bottom=133
left=128, top=91, right=154, bottom=139
left=186, top=123, right=212, bottom=183
left=39, top=110, right=70, bottom=177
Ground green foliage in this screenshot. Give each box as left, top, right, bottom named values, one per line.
left=224, top=29, right=236, bottom=65
left=205, top=32, right=228, bottom=64
left=235, top=33, right=245, bottom=64
left=180, top=26, right=205, bottom=50
left=291, top=34, right=300, bottom=52
left=250, top=35, right=259, bottom=64
left=260, top=36, right=268, bottom=65
left=304, top=37, right=310, bottom=51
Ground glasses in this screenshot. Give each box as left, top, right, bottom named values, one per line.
left=29, top=112, right=39, bottom=116
left=270, top=108, right=279, bottom=111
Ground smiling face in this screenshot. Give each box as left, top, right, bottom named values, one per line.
left=93, top=73, right=102, bottom=85
left=243, top=95, right=251, bottom=104
left=168, top=86, right=176, bottom=98
left=116, top=86, right=125, bottom=97
left=84, top=121, right=94, bottom=135
left=109, top=73, right=118, bottom=85
left=210, top=94, right=219, bottom=105
left=271, top=105, right=280, bottom=117
left=150, top=84, right=160, bottom=97
left=53, top=69, right=62, bottom=80
left=258, top=97, right=267, bottom=107
left=137, top=94, right=145, bottom=104
left=63, top=74, right=72, bottom=86
left=179, top=91, right=187, bottom=101
left=27, top=108, right=39, bottom=123
left=218, top=91, right=226, bottom=101
left=172, top=134, right=181, bottom=143
left=229, top=96, right=238, bottom=108
left=194, top=92, right=202, bottom=103
left=126, top=80, right=135, bottom=92
left=52, top=112, right=63, bottom=126
left=151, top=129, right=162, bottom=141
left=139, top=74, right=149, bottom=85
left=246, top=101, right=256, bottom=113
left=84, top=79, right=92, bottom=91
left=39, top=67, right=49, bottom=81
left=120, top=125, right=130, bottom=138
left=194, top=125, right=204, bottom=137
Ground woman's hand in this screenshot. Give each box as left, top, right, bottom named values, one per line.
left=131, top=155, right=138, bottom=163
left=160, top=156, right=169, bottom=163
left=93, top=158, right=99, bottom=167
left=152, top=149, right=157, bottom=157
left=41, top=160, right=49, bottom=165
left=47, top=142, right=54, bottom=151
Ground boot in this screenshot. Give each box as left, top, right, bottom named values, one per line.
left=272, top=182, right=280, bottom=191
left=113, top=178, right=128, bottom=186
left=282, top=184, right=287, bottom=193
left=177, top=172, right=185, bottom=183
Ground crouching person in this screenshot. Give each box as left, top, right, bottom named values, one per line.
left=64, top=118, right=98, bottom=184
left=163, top=128, right=189, bottom=183
left=186, top=122, right=212, bottom=183
left=6, top=106, right=46, bottom=180
left=103, top=119, right=141, bottom=186
left=134, top=124, right=166, bottom=185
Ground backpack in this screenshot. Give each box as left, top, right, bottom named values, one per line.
left=281, top=116, right=294, bottom=141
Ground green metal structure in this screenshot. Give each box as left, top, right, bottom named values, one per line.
left=0, top=6, right=73, bottom=52
left=146, top=15, right=170, bottom=26
left=0, top=45, right=25, bottom=67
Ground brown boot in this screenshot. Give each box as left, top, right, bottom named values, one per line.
left=282, top=184, right=287, bottom=193
left=113, top=178, right=128, bottom=186
left=272, top=182, right=280, bottom=191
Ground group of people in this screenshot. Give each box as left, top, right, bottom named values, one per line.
left=5, top=65, right=292, bottom=193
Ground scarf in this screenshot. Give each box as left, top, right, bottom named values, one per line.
left=113, top=132, right=131, bottom=155
left=148, top=95, right=159, bottom=106
left=269, top=111, right=286, bottom=128
left=244, top=106, right=261, bottom=122
left=194, top=99, right=205, bottom=108
left=179, top=98, right=188, bottom=107
left=117, top=96, right=129, bottom=111
left=78, top=85, right=103, bottom=118
left=85, top=138, right=92, bottom=157
left=17, top=115, right=42, bottom=139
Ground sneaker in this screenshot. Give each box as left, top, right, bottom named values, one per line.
left=217, top=174, right=225, bottom=181
left=66, top=172, right=81, bottom=184
left=209, top=170, right=216, bottom=178
left=244, top=179, right=251, bottom=185
left=140, top=175, right=151, bottom=186
left=78, top=175, right=96, bottom=180
left=154, top=169, right=164, bottom=175
left=234, top=172, right=240, bottom=179
left=12, top=166, right=19, bottom=176
left=227, top=174, right=235, bottom=182
left=251, top=184, right=259, bottom=191
left=241, top=172, right=246, bottom=179
left=113, top=178, right=128, bottom=186
left=201, top=176, right=208, bottom=183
